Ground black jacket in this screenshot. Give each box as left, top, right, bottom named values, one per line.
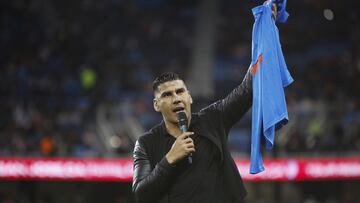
left=133, top=70, right=252, bottom=203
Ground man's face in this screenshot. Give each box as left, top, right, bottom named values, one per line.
left=153, top=80, right=193, bottom=125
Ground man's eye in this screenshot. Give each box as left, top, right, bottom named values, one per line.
left=176, top=89, right=185, bottom=94
left=162, top=93, right=171, bottom=97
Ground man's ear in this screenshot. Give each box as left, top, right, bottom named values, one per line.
left=189, top=93, right=193, bottom=104
left=153, top=98, right=160, bottom=112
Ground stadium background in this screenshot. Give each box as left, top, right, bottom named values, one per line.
left=0, top=0, right=359, bottom=202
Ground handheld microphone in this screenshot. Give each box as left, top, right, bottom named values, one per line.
left=177, top=111, right=192, bottom=164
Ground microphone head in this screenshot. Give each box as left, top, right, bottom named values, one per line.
left=176, top=111, right=188, bottom=127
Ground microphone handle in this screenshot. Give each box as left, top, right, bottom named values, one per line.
left=180, top=125, right=192, bottom=164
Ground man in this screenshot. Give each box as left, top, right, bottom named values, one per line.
left=132, top=4, right=277, bottom=202
left=132, top=68, right=252, bottom=203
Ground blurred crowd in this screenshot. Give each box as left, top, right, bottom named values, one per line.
left=0, top=0, right=359, bottom=158
left=0, top=0, right=195, bottom=157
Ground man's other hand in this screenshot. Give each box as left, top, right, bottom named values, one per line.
left=166, top=132, right=195, bottom=165
left=272, top=2, right=277, bottom=20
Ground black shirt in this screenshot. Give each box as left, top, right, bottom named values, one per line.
left=164, top=130, right=225, bottom=203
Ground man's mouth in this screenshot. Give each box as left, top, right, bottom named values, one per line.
left=172, top=106, right=185, bottom=113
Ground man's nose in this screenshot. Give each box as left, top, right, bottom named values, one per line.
left=173, top=94, right=181, bottom=104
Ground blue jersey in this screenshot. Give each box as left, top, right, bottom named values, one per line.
left=249, top=0, right=293, bottom=174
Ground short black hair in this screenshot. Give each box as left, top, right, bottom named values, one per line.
left=152, top=72, right=181, bottom=92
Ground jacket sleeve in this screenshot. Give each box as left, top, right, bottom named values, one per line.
left=217, top=68, right=253, bottom=131
left=132, top=138, right=176, bottom=203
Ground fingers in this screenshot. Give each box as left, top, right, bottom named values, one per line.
left=272, top=3, right=277, bottom=20
left=184, top=137, right=193, bottom=144
left=184, top=136, right=195, bottom=153
left=178, top=132, right=194, bottom=140
left=177, top=132, right=195, bottom=153
left=186, top=143, right=195, bottom=153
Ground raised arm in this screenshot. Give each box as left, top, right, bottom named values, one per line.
left=216, top=1, right=277, bottom=131
left=218, top=68, right=252, bottom=131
